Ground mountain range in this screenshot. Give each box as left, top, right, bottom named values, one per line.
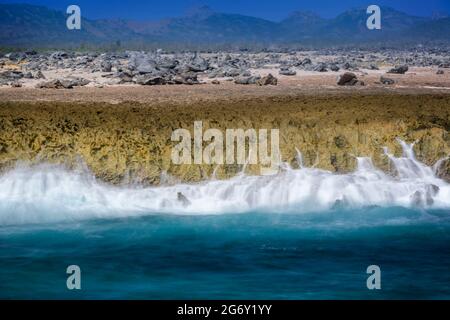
left=0, top=3, right=449, bottom=49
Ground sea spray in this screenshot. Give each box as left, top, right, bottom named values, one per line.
left=0, top=140, right=449, bottom=225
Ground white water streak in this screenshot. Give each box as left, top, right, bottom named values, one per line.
left=0, top=140, right=449, bottom=225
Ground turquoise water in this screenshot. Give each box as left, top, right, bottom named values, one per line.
left=1, top=141, right=449, bottom=299
left=1, top=207, right=449, bottom=299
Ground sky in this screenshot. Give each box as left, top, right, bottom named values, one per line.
left=1, top=0, right=449, bottom=21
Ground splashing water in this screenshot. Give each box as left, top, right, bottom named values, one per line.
left=0, top=140, right=449, bottom=225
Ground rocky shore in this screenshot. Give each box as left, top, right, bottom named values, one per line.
left=0, top=48, right=449, bottom=89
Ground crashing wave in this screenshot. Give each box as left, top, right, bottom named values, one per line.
left=0, top=140, right=449, bottom=225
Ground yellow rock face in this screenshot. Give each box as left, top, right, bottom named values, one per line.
left=0, top=94, right=449, bottom=184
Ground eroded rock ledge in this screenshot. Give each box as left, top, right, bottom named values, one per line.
left=0, top=94, right=449, bottom=184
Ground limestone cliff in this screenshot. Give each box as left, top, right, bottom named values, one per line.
left=0, top=94, right=449, bottom=184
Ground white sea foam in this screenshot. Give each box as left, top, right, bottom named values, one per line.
left=0, top=140, right=449, bottom=225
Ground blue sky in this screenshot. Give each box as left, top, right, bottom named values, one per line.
left=1, top=0, right=449, bottom=21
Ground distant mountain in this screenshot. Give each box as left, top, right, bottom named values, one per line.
left=0, top=3, right=449, bottom=49
left=310, top=7, right=430, bottom=43
left=144, top=12, right=278, bottom=43
left=407, top=17, right=450, bottom=40
left=279, top=11, right=327, bottom=40
left=0, top=4, right=146, bottom=47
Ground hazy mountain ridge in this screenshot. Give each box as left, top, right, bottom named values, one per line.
left=0, top=3, right=449, bottom=48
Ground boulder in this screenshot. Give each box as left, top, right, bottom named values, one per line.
left=279, top=67, right=297, bottom=76
left=223, top=68, right=241, bottom=77
left=117, top=71, right=134, bottom=83
left=257, top=74, right=278, bottom=86
left=129, top=54, right=157, bottom=74
left=387, top=65, right=408, bottom=74
left=234, top=75, right=261, bottom=85
left=173, top=72, right=199, bottom=85
left=33, top=71, right=46, bottom=79
left=158, top=58, right=179, bottom=70
left=186, top=55, right=209, bottom=72
left=314, top=63, right=328, bottom=72
left=50, top=51, right=68, bottom=60
left=36, top=77, right=90, bottom=89
left=329, top=64, right=340, bottom=72
left=136, top=61, right=157, bottom=74
left=65, top=77, right=90, bottom=87
left=337, top=72, right=357, bottom=86
left=341, top=62, right=358, bottom=71
left=300, top=58, right=312, bottom=66
left=36, top=79, right=65, bottom=89
left=22, top=72, right=33, bottom=79
left=0, top=70, right=23, bottom=80
left=134, top=74, right=167, bottom=85
left=101, top=61, right=112, bottom=72
left=380, top=76, right=395, bottom=85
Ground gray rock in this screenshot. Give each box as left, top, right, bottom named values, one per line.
left=314, top=63, right=328, bottom=72
left=129, top=54, right=157, bottom=74
left=300, top=58, right=312, bottom=66
left=329, top=64, right=340, bottom=72
left=66, top=77, right=90, bottom=87
left=36, top=79, right=65, bottom=89
left=341, top=62, right=358, bottom=71
left=158, top=58, right=179, bottom=70
left=50, top=51, right=69, bottom=60
left=0, top=70, right=23, bottom=80
left=11, top=81, right=22, bottom=88
left=22, top=72, right=33, bottom=79
left=36, top=77, right=90, bottom=89
left=380, top=76, right=395, bottom=85
left=257, top=74, right=278, bottom=86
left=337, top=72, right=356, bottom=85
left=177, top=192, right=191, bottom=207
left=8, top=52, right=27, bottom=62
left=240, top=70, right=252, bottom=77
left=279, top=67, right=297, bottom=76
left=136, top=61, right=157, bottom=74
left=337, top=72, right=362, bottom=86
left=134, top=74, right=167, bottom=85
left=101, top=61, right=112, bottom=72
left=117, top=71, right=134, bottom=83
left=186, top=55, right=209, bottom=72
left=387, top=65, right=408, bottom=74
left=33, top=71, right=46, bottom=79
left=173, top=72, right=199, bottom=85
left=234, top=75, right=261, bottom=85
left=411, top=185, right=438, bottom=207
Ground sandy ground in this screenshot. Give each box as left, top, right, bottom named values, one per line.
left=0, top=67, right=449, bottom=104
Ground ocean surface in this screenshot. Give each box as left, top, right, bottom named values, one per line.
left=0, top=140, right=449, bottom=299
